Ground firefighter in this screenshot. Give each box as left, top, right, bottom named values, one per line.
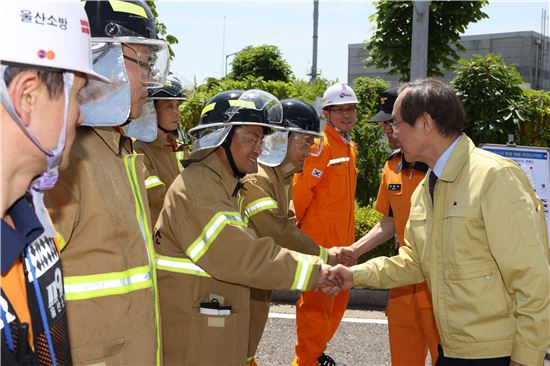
left=134, top=73, right=187, bottom=223
left=241, top=98, right=356, bottom=365
left=44, top=1, right=169, bottom=364
left=292, top=83, right=359, bottom=366
left=154, top=90, right=337, bottom=366
left=1, top=2, right=109, bottom=364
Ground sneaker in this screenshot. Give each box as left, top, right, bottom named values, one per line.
left=317, top=353, right=347, bottom=366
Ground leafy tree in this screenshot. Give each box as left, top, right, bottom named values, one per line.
left=518, top=89, right=550, bottom=147
left=147, top=1, right=179, bottom=60
left=366, top=0, right=488, bottom=81
left=180, top=76, right=333, bottom=129
left=451, top=53, right=526, bottom=145
left=230, top=45, right=293, bottom=82
left=350, top=77, right=390, bottom=206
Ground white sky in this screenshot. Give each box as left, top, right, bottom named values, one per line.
left=155, top=1, right=550, bottom=84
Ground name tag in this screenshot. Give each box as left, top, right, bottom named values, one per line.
left=388, top=184, right=401, bottom=191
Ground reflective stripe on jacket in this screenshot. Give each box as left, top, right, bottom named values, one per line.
left=45, top=127, right=160, bottom=365
left=135, top=136, right=182, bottom=225
left=155, top=152, right=322, bottom=365
left=293, top=124, right=357, bottom=247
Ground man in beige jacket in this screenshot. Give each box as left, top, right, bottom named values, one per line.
left=330, top=78, right=550, bottom=366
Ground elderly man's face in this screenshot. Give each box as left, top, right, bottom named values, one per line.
left=392, top=90, right=424, bottom=163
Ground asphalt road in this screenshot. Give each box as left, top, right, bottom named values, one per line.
left=255, top=303, right=550, bottom=366
left=255, top=303, right=398, bottom=366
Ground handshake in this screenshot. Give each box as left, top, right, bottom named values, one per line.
left=315, top=245, right=358, bottom=296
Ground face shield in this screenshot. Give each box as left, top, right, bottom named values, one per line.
left=79, top=23, right=169, bottom=127
left=103, top=22, right=169, bottom=87
left=289, top=129, right=324, bottom=157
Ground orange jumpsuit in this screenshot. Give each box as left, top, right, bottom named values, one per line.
left=292, top=124, right=357, bottom=366
left=376, top=151, right=440, bottom=365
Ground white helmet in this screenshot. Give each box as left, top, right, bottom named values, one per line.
left=0, top=1, right=109, bottom=82
left=322, top=83, right=358, bottom=108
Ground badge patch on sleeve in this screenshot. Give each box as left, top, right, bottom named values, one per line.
left=311, top=168, right=323, bottom=178
left=388, top=184, right=401, bottom=191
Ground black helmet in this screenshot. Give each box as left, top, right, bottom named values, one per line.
left=84, top=0, right=157, bottom=39
left=184, top=89, right=283, bottom=174
left=149, top=74, right=187, bottom=100
left=196, top=90, right=244, bottom=129
left=190, top=89, right=282, bottom=139
left=281, top=98, right=321, bottom=133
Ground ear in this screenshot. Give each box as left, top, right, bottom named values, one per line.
left=321, top=109, right=329, bottom=120
left=420, top=112, right=434, bottom=135
left=8, top=71, right=41, bottom=127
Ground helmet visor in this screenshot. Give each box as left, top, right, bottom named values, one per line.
left=119, top=38, right=169, bottom=87
left=225, top=90, right=283, bottom=130
left=290, top=131, right=324, bottom=157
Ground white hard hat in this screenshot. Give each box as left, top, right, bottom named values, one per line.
left=0, top=1, right=109, bottom=82
left=322, top=83, right=358, bottom=108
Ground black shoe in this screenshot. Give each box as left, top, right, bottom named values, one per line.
left=317, top=353, right=347, bottom=366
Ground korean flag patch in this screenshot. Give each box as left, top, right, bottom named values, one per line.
left=311, top=168, right=323, bottom=178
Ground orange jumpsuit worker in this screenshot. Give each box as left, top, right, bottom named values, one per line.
left=241, top=99, right=354, bottom=366
left=134, top=73, right=187, bottom=224
left=292, top=83, right=358, bottom=366
left=350, top=87, right=440, bottom=365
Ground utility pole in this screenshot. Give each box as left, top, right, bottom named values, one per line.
left=410, top=1, right=431, bottom=80
left=309, top=0, right=320, bottom=82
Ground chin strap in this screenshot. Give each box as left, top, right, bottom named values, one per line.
left=158, top=124, right=177, bottom=134
left=221, top=128, right=245, bottom=179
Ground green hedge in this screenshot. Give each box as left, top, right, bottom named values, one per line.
left=354, top=203, right=395, bottom=264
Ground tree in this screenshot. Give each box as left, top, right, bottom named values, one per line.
left=350, top=77, right=390, bottom=206
left=366, top=0, right=488, bottom=81
left=230, top=45, right=293, bottom=82
left=147, top=1, right=179, bottom=60
left=451, top=53, right=526, bottom=145
left=518, top=89, right=550, bottom=147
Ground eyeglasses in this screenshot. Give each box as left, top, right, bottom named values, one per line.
left=329, top=106, right=356, bottom=114
left=235, top=129, right=264, bottom=149
left=390, top=119, right=404, bottom=132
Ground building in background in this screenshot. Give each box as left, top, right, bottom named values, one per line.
left=348, top=31, right=550, bottom=91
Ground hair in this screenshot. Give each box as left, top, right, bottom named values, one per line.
left=398, top=78, right=465, bottom=137
left=3, top=65, right=64, bottom=99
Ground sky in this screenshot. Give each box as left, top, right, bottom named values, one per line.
left=155, top=1, right=550, bottom=85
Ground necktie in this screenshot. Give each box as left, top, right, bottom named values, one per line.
left=429, top=171, right=438, bottom=202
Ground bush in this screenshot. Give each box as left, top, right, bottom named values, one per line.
left=451, top=53, right=526, bottom=145
left=517, top=89, right=550, bottom=147
left=354, top=203, right=395, bottom=264
left=350, top=77, right=392, bottom=206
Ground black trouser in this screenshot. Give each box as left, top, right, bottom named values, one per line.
left=435, top=345, right=511, bottom=366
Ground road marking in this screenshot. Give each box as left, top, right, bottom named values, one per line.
left=268, top=312, right=388, bottom=325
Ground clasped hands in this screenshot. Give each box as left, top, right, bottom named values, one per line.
left=315, top=245, right=358, bottom=296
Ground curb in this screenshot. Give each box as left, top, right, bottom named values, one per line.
left=272, top=288, right=389, bottom=308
